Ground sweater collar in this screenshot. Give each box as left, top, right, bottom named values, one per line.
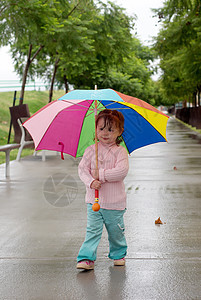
left=98, top=141, right=116, bottom=149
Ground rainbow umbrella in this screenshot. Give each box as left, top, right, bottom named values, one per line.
left=24, top=88, right=169, bottom=211
left=23, top=88, right=169, bottom=158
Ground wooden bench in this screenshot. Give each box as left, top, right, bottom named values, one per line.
left=0, top=144, right=20, bottom=177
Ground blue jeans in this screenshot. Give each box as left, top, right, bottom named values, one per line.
left=77, top=204, right=127, bottom=262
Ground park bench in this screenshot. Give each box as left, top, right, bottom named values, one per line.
left=0, top=143, right=20, bottom=177
left=0, top=117, right=46, bottom=178
left=0, top=104, right=32, bottom=178
left=0, top=117, right=33, bottom=178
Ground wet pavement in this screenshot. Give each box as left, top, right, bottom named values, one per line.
left=0, top=116, right=201, bottom=300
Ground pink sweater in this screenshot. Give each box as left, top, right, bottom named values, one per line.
left=78, top=142, right=129, bottom=210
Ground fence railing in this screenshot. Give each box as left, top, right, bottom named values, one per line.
left=0, top=80, right=50, bottom=92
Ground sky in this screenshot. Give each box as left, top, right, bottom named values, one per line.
left=114, top=0, right=164, bottom=44
left=0, top=0, right=164, bottom=81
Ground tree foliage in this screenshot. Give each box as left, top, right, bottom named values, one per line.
left=0, top=0, right=157, bottom=104
left=0, top=0, right=67, bottom=102
left=153, top=0, right=201, bottom=105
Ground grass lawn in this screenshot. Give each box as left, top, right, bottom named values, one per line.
left=0, top=90, right=65, bottom=164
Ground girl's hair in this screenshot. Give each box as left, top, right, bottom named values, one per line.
left=96, top=109, right=124, bottom=145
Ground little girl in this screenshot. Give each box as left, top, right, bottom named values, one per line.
left=77, top=109, right=129, bottom=270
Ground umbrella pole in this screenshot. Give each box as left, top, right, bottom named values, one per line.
left=95, top=99, right=98, bottom=170
left=92, top=89, right=100, bottom=212
left=94, top=85, right=98, bottom=172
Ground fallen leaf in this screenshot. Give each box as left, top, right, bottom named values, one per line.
left=155, top=217, right=163, bottom=224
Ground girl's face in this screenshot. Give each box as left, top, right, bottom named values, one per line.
left=97, top=117, right=122, bottom=145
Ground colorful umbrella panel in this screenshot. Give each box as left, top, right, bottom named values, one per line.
left=23, top=89, right=169, bottom=158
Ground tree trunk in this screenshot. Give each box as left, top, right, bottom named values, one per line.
left=49, top=57, right=60, bottom=103
left=198, top=86, right=201, bottom=106
left=193, top=91, right=197, bottom=107
left=19, top=45, right=32, bottom=105
left=19, top=44, right=44, bottom=105
left=183, top=100, right=187, bottom=108
left=64, top=75, right=69, bottom=93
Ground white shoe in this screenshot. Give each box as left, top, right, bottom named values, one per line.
left=77, top=260, right=94, bottom=270
left=114, top=258, right=125, bottom=266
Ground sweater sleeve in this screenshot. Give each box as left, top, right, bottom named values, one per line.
left=99, top=147, right=129, bottom=183
left=78, top=147, right=95, bottom=188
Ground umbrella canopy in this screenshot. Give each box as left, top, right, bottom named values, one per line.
left=23, top=89, right=169, bottom=158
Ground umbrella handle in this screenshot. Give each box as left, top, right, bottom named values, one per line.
left=95, top=189, right=99, bottom=201
left=92, top=189, right=100, bottom=211
left=58, top=142, right=64, bottom=160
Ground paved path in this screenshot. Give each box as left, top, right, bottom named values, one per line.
left=0, top=117, right=201, bottom=300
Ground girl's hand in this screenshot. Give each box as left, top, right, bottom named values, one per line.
left=91, top=169, right=99, bottom=180
left=90, top=180, right=101, bottom=190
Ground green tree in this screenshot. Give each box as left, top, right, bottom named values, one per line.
left=33, top=0, right=98, bottom=101
left=0, top=0, right=72, bottom=104
left=1, top=0, right=157, bottom=104
left=99, top=38, right=155, bottom=101
left=56, top=1, right=135, bottom=91
left=153, top=0, right=201, bottom=104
